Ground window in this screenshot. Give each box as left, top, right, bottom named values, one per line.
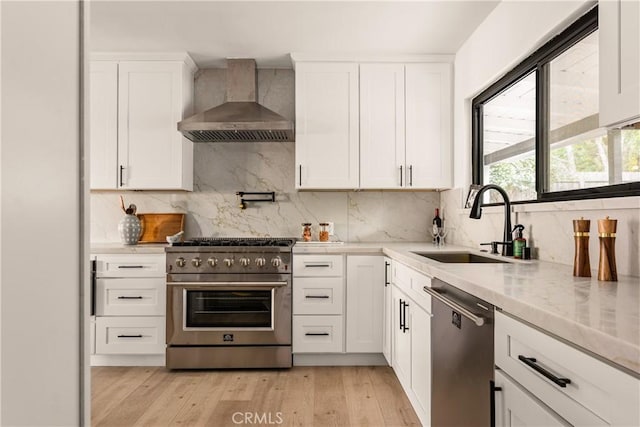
left=472, top=6, right=640, bottom=203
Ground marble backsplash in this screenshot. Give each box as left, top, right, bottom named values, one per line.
left=90, top=68, right=440, bottom=243
left=440, top=188, right=640, bottom=277
left=91, top=142, right=440, bottom=242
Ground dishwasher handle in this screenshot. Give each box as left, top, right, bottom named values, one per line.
left=423, top=286, right=486, bottom=326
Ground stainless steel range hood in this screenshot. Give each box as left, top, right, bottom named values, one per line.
left=178, top=58, right=294, bottom=143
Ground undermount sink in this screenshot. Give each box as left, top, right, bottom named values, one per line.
left=412, top=251, right=509, bottom=264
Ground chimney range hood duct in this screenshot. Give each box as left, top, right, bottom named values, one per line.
left=178, top=58, right=294, bottom=143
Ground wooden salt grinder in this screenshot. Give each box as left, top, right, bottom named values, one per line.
left=573, top=217, right=591, bottom=277
left=597, top=216, right=617, bottom=281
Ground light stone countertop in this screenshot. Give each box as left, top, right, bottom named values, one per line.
left=91, top=242, right=168, bottom=254
left=295, top=241, right=640, bottom=376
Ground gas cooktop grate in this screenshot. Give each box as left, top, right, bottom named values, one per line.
left=172, top=237, right=296, bottom=247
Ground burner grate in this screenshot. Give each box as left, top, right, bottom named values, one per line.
left=172, top=237, right=296, bottom=247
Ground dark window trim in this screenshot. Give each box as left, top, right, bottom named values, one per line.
left=471, top=6, right=640, bottom=202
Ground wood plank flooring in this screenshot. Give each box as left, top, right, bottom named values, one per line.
left=92, top=366, right=420, bottom=427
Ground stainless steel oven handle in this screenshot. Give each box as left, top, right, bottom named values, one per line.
left=167, top=281, right=288, bottom=287
left=423, top=286, right=486, bottom=326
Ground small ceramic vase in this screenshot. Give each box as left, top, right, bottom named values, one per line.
left=118, top=214, right=142, bottom=245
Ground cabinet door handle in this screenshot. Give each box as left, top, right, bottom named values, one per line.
left=305, top=332, right=329, bottom=336
left=402, top=301, right=410, bottom=332
left=117, top=334, right=143, bottom=338
left=384, top=261, right=390, bottom=287
left=117, top=296, right=144, bottom=299
left=299, top=165, right=302, bottom=187
left=409, top=165, right=413, bottom=186
left=118, top=265, right=145, bottom=269
left=304, top=263, right=331, bottom=268
left=119, top=165, right=125, bottom=187
left=490, top=380, right=502, bottom=427
left=305, top=295, right=330, bottom=299
left=517, top=355, right=571, bottom=388
left=399, top=165, right=403, bottom=187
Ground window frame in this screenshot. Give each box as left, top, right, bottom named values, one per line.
left=471, top=6, right=640, bottom=203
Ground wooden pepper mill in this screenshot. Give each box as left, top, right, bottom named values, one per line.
left=597, top=216, right=617, bottom=281
left=573, top=217, right=591, bottom=277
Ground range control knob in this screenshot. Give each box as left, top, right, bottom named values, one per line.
left=191, top=257, right=202, bottom=268
left=271, top=256, right=282, bottom=268
left=207, top=257, right=218, bottom=267
left=239, top=257, right=251, bottom=267
left=175, top=257, right=186, bottom=268
left=223, top=258, right=234, bottom=268
left=255, top=257, right=266, bottom=267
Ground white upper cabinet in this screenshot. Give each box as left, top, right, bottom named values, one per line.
left=90, top=62, right=119, bottom=189
left=599, top=0, right=640, bottom=127
left=405, top=63, right=452, bottom=189
left=360, top=62, right=452, bottom=189
left=295, top=62, right=360, bottom=189
left=90, top=55, right=195, bottom=191
left=293, top=56, right=452, bottom=190
left=360, top=64, right=406, bottom=188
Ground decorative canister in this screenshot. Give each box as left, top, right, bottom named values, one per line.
left=118, top=214, right=142, bottom=245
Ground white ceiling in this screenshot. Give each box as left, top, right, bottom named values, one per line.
left=90, top=0, right=500, bottom=68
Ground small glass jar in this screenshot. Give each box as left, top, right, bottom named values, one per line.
left=319, top=222, right=330, bottom=242
left=302, top=223, right=312, bottom=242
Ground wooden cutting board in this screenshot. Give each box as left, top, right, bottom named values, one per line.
left=137, top=213, right=185, bottom=243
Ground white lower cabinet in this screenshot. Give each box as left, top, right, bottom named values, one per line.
left=382, top=257, right=392, bottom=365
left=392, top=286, right=412, bottom=387
left=410, top=303, right=431, bottom=419
left=390, top=260, right=432, bottom=426
left=494, top=311, right=640, bottom=426
left=92, top=253, right=166, bottom=365
left=292, top=315, right=343, bottom=353
left=95, top=316, right=165, bottom=355
left=293, top=254, right=345, bottom=354
left=494, top=370, right=568, bottom=427
left=345, top=256, right=384, bottom=353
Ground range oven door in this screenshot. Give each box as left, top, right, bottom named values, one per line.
left=166, top=274, right=291, bottom=346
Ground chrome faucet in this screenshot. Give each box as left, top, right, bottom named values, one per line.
left=469, top=184, right=513, bottom=256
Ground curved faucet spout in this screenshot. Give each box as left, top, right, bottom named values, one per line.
left=469, top=184, right=513, bottom=256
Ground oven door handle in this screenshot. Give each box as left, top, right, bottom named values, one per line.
left=167, top=281, right=288, bottom=287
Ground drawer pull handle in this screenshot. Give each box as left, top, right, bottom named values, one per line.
left=305, top=295, right=330, bottom=299
left=117, top=334, right=143, bottom=338
left=304, top=263, right=331, bottom=268
left=518, top=355, right=571, bottom=388
left=117, top=265, right=145, bottom=269
left=117, top=296, right=144, bottom=299
left=305, top=332, right=329, bottom=336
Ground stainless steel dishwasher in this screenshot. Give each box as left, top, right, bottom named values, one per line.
left=423, top=278, right=494, bottom=427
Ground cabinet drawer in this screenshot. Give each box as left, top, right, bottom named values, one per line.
left=96, top=278, right=165, bottom=316
left=392, top=261, right=432, bottom=311
left=293, top=255, right=343, bottom=277
left=495, top=311, right=639, bottom=426
left=95, top=254, right=165, bottom=277
left=293, top=277, right=344, bottom=315
left=95, top=316, right=165, bottom=355
left=293, top=315, right=343, bottom=353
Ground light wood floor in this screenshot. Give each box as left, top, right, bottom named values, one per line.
left=92, top=366, right=420, bottom=427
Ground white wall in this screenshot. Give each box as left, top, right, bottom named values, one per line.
left=444, top=0, right=640, bottom=278
left=1, top=1, right=84, bottom=425
left=453, top=0, right=594, bottom=188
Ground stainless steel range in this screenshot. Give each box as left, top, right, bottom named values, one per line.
left=165, top=237, right=295, bottom=369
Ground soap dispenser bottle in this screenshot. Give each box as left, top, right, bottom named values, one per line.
left=512, top=224, right=526, bottom=259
